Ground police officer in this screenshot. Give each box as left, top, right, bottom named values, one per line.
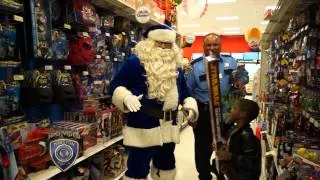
left=185, top=33, right=249, bottom=180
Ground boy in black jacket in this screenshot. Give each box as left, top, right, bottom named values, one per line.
left=216, top=99, right=261, bottom=180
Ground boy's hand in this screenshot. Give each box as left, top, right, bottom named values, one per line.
left=217, top=150, right=232, bottom=160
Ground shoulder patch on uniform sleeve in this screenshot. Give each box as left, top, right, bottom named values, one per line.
left=183, top=63, right=193, bottom=74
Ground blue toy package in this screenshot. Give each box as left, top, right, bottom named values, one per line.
left=52, top=29, right=68, bottom=60
left=0, top=25, right=17, bottom=60
left=0, top=127, right=18, bottom=180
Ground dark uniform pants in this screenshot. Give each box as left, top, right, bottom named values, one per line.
left=193, top=102, right=213, bottom=180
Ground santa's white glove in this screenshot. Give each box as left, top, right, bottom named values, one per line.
left=124, top=94, right=143, bottom=112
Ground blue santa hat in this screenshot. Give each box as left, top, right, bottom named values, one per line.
left=143, top=24, right=176, bottom=43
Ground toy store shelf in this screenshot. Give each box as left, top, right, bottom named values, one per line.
left=293, top=154, right=320, bottom=168
left=260, top=139, right=267, bottom=180
left=28, top=135, right=123, bottom=180
left=112, top=169, right=127, bottom=180
left=0, top=1, right=23, bottom=14
left=91, top=0, right=163, bottom=25
left=261, top=0, right=318, bottom=48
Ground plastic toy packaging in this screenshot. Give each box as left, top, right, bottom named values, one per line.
left=0, top=24, right=17, bottom=60
left=33, top=0, right=53, bottom=59
left=51, top=66, right=77, bottom=104
left=72, top=0, right=99, bottom=26
left=101, top=144, right=127, bottom=178
left=88, top=55, right=106, bottom=78
left=67, top=35, right=95, bottom=65
left=0, top=126, right=19, bottom=180
left=101, top=16, right=114, bottom=29
left=21, top=69, right=54, bottom=107
left=52, top=29, right=68, bottom=60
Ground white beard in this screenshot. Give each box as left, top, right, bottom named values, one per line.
left=134, top=39, right=181, bottom=102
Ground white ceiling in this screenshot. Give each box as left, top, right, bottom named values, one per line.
left=176, top=0, right=278, bottom=36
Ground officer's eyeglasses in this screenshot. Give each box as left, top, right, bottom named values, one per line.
left=155, top=41, right=173, bottom=49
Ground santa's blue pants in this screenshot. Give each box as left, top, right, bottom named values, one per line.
left=125, top=143, right=175, bottom=179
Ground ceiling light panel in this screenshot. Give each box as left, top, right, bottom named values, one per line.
left=216, top=16, right=239, bottom=20
left=222, top=31, right=241, bottom=34
left=181, top=24, right=201, bottom=28
left=260, top=20, right=269, bottom=25
left=207, top=0, right=236, bottom=4
left=221, top=27, right=240, bottom=31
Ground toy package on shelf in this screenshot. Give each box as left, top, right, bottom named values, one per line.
left=15, top=119, right=51, bottom=173
left=49, top=120, right=97, bottom=154
left=93, top=144, right=127, bottom=179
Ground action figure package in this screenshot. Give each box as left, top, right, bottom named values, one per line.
left=51, top=67, right=77, bottom=105
left=110, top=108, right=123, bottom=138
left=96, top=108, right=114, bottom=144
left=16, top=119, right=51, bottom=173
left=21, top=69, right=55, bottom=107
left=52, top=29, right=68, bottom=60
left=0, top=126, right=19, bottom=180
left=0, top=25, right=17, bottom=60
left=100, top=144, right=127, bottom=179
left=50, top=120, right=97, bottom=153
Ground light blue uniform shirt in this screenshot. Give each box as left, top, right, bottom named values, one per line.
left=185, top=55, right=238, bottom=103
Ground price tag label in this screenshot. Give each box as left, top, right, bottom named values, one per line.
left=314, top=121, right=319, bottom=128
left=96, top=55, right=101, bottom=59
left=122, top=53, right=125, bottom=56
left=45, top=65, right=53, bottom=71
left=82, top=71, right=89, bottom=76
left=105, top=33, right=110, bottom=37
left=13, top=15, right=23, bottom=22
left=114, top=58, right=118, bottom=62
left=82, top=32, right=89, bottom=37
left=310, top=117, right=315, bottom=123
left=94, top=81, right=103, bottom=85
left=64, top=65, right=71, bottom=70
left=122, top=32, right=126, bottom=35
left=13, top=74, right=24, bottom=81
left=64, top=24, right=71, bottom=30
left=106, top=56, right=110, bottom=60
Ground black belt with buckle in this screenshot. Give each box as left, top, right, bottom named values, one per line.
left=139, top=102, right=177, bottom=121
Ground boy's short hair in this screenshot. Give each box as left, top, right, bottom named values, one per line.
left=238, top=99, right=260, bottom=122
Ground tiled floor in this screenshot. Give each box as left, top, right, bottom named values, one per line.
left=174, top=126, right=217, bottom=180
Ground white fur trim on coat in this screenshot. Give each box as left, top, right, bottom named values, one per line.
left=112, top=86, right=132, bottom=112
left=162, top=84, right=178, bottom=111
left=150, top=166, right=177, bottom=180
left=123, top=126, right=163, bottom=148
left=148, top=29, right=176, bottom=43
left=183, top=97, right=199, bottom=122
left=123, top=176, right=147, bottom=180
left=159, top=119, right=180, bottom=144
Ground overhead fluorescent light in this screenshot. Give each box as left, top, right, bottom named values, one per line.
left=222, top=31, right=241, bottom=35
left=261, top=20, right=269, bottom=25
left=216, top=16, right=239, bottom=21
left=193, top=32, right=209, bottom=36
left=208, top=0, right=236, bottom=3
left=265, top=6, right=276, bottom=10
left=221, top=27, right=240, bottom=31
left=181, top=24, right=200, bottom=28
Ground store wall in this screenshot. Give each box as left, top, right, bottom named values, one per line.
left=183, top=35, right=250, bottom=60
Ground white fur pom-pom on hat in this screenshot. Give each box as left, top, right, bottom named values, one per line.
left=143, top=24, right=176, bottom=43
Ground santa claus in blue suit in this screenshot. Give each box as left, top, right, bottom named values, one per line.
left=110, top=24, right=199, bottom=180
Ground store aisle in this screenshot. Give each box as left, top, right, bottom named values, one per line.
left=174, top=126, right=217, bottom=180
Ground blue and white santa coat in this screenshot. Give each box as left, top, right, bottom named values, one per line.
left=110, top=55, right=198, bottom=148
